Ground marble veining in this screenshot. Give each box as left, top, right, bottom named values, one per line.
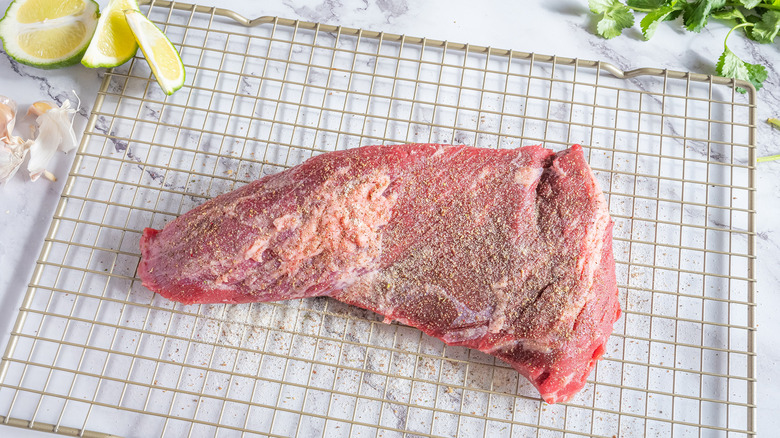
left=0, top=1, right=778, bottom=437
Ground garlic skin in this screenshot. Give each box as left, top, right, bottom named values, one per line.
left=26, top=98, right=79, bottom=181
left=0, top=95, right=30, bottom=184
left=27, top=115, right=65, bottom=181
left=0, top=142, right=28, bottom=183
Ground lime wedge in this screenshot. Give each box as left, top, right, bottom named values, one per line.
left=81, top=0, right=140, bottom=68
left=124, top=9, right=185, bottom=95
left=0, top=0, right=99, bottom=69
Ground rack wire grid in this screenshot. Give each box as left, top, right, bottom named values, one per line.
left=0, top=1, right=757, bottom=437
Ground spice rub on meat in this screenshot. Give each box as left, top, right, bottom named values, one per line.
left=139, top=143, right=621, bottom=404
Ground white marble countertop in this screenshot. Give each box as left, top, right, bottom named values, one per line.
left=0, top=0, right=777, bottom=436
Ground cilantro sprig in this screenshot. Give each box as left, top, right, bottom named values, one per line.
left=588, top=0, right=776, bottom=92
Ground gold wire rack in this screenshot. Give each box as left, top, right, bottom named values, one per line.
left=0, top=1, right=757, bottom=437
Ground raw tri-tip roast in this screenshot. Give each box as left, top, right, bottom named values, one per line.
left=138, top=143, right=621, bottom=404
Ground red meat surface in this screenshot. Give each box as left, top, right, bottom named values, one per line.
left=138, top=143, right=621, bottom=404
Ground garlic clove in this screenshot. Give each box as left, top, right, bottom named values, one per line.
left=42, top=170, right=57, bottom=182
left=25, top=96, right=80, bottom=180
left=0, top=96, right=26, bottom=183
left=0, top=95, right=81, bottom=183
left=31, top=99, right=79, bottom=153
left=26, top=101, right=55, bottom=118
left=0, top=95, right=17, bottom=143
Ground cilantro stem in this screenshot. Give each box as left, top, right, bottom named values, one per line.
left=724, top=22, right=754, bottom=50
left=757, top=154, right=780, bottom=163
left=758, top=120, right=780, bottom=162
left=626, top=6, right=655, bottom=13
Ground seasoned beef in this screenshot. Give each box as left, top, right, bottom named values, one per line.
left=139, top=143, right=621, bottom=404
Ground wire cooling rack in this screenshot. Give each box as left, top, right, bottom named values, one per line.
left=0, top=1, right=757, bottom=437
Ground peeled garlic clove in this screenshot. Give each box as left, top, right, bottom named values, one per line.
left=27, top=101, right=55, bottom=118
left=0, top=95, right=17, bottom=143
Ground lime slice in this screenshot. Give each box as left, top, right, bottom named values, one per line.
left=124, top=9, right=185, bottom=95
left=81, top=0, right=140, bottom=68
left=0, top=0, right=99, bottom=69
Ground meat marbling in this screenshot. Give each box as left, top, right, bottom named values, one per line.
left=138, top=143, right=621, bottom=404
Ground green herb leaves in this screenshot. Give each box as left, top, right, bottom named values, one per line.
left=716, top=47, right=768, bottom=91
left=752, top=10, right=780, bottom=43
left=683, top=0, right=727, bottom=32
left=715, top=23, right=768, bottom=91
left=589, top=0, right=777, bottom=92
left=627, top=0, right=668, bottom=8
left=589, top=0, right=635, bottom=38
left=739, top=0, right=763, bottom=9
left=640, top=3, right=683, bottom=39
